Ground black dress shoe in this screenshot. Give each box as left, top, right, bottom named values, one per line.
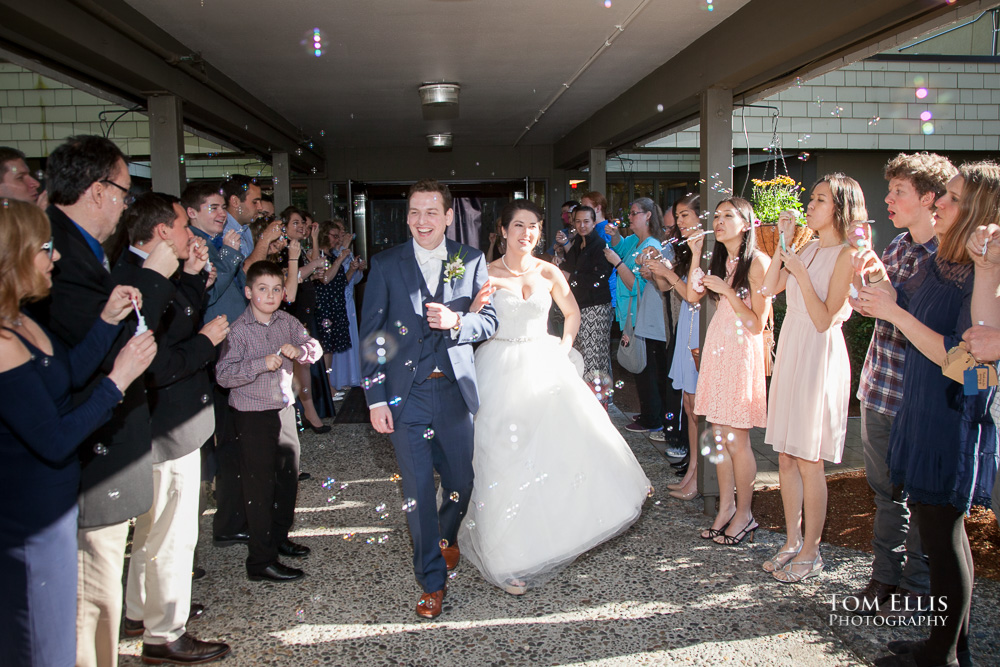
left=141, top=632, right=230, bottom=665
left=247, top=561, right=304, bottom=582
left=297, top=471, right=312, bottom=481
left=278, top=539, right=311, bottom=558
left=307, top=423, right=331, bottom=434
left=670, top=456, right=690, bottom=469
left=123, top=605, right=205, bottom=638
left=673, top=463, right=689, bottom=477
left=191, top=567, right=206, bottom=581
left=212, top=532, right=249, bottom=547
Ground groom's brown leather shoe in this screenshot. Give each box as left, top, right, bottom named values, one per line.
left=416, top=588, right=446, bottom=619
left=440, top=540, right=460, bottom=571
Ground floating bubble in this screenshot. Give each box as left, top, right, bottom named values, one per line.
left=830, top=106, right=844, bottom=117
left=389, top=396, right=402, bottom=406
left=448, top=571, right=458, bottom=579
left=920, top=110, right=933, bottom=122
left=509, top=424, right=518, bottom=432
left=93, top=443, right=108, bottom=456
left=296, top=609, right=305, bottom=621
left=656, top=104, right=664, bottom=112
left=795, top=77, right=804, bottom=87
left=449, top=491, right=460, bottom=502
left=735, top=286, right=749, bottom=300
left=615, top=380, right=624, bottom=389
left=423, top=428, right=435, bottom=439
left=797, top=134, right=811, bottom=143
left=604, top=0, right=611, bottom=6
left=107, top=488, right=120, bottom=500
left=921, top=121, right=935, bottom=135
left=868, top=116, right=881, bottom=126
left=375, top=502, right=387, bottom=513
left=798, top=152, right=811, bottom=162
left=321, top=318, right=332, bottom=329
left=666, top=412, right=675, bottom=421
left=322, top=477, right=336, bottom=489
left=915, top=87, right=928, bottom=99
left=339, top=482, right=348, bottom=490
left=402, top=498, right=417, bottom=512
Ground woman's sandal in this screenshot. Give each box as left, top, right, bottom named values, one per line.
left=772, top=554, right=824, bottom=583
left=699, top=509, right=736, bottom=540
left=713, top=517, right=758, bottom=546
left=762, top=545, right=802, bottom=572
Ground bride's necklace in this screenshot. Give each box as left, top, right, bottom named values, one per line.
left=502, top=254, right=534, bottom=277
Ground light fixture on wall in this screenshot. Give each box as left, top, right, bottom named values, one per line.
left=426, top=133, right=453, bottom=150
left=419, top=83, right=461, bottom=106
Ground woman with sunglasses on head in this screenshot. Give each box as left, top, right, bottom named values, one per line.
left=0, top=199, right=157, bottom=667
left=856, top=163, right=999, bottom=667
left=604, top=198, right=668, bottom=433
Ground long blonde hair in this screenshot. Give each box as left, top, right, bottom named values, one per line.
left=938, top=161, right=1000, bottom=264
left=0, top=199, right=51, bottom=325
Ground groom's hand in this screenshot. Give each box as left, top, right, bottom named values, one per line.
left=370, top=405, right=394, bottom=433
left=426, top=302, right=459, bottom=330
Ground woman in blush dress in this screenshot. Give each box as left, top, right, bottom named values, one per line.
left=856, top=164, right=998, bottom=667
left=459, top=199, right=651, bottom=596
left=0, top=200, right=157, bottom=667
left=761, top=174, right=863, bottom=582
left=690, top=197, right=771, bottom=546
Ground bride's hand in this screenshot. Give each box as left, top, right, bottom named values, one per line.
left=470, top=279, right=496, bottom=313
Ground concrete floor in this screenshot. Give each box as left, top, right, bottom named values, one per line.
left=115, top=411, right=999, bottom=667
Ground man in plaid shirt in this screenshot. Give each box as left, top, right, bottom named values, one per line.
left=850, top=152, right=956, bottom=617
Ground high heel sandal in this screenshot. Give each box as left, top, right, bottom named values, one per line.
left=503, top=579, right=527, bottom=596
left=762, top=545, right=802, bottom=572
left=699, top=509, right=736, bottom=540
left=713, top=517, right=758, bottom=546
left=772, top=554, right=824, bottom=583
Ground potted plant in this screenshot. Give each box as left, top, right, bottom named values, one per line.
left=750, top=174, right=813, bottom=255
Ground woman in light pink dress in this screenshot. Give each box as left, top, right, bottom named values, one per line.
left=761, top=173, right=863, bottom=583
left=692, top=197, right=771, bottom=546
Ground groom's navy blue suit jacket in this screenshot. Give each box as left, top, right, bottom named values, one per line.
left=360, top=238, right=498, bottom=417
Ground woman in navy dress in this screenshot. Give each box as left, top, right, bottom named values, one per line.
left=855, top=163, right=999, bottom=667
left=0, top=200, right=157, bottom=667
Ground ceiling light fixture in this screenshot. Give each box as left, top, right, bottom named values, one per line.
left=426, top=133, right=453, bottom=150
left=419, top=83, right=461, bottom=106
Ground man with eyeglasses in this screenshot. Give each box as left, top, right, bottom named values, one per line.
left=0, top=146, right=44, bottom=207
left=31, top=135, right=180, bottom=667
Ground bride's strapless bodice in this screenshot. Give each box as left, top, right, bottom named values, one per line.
left=491, top=288, right=551, bottom=341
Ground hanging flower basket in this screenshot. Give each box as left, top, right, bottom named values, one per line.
left=756, top=223, right=814, bottom=256
left=749, top=175, right=811, bottom=254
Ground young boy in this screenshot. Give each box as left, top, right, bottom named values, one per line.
left=216, top=260, right=322, bottom=582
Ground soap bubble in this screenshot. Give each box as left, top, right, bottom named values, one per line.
left=402, top=498, right=417, bottom=512
left=449, top=491, right=460, bottom=502
left=868, top=116, right=881, bottom=126
left=920, top=110, right=933, bottom=122
left=93, top=443, right=108, bottom=456
left=361, top=330, right=397, bottom=365
left=921, top=121, right=935, bottom=135
left=423, top=428, right=435, bottom=439
left=915, top=87, right=928, bottom=99
left=107, top=488, right=120, bottom=500
left=375, top=502, right=387, bottom=512
left=735, top=286, right=749, bottom=300
left=389, top=396, right=402, bottom=406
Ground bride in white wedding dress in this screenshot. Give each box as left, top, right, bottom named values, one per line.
left=458, top=200, right=651, bottom=595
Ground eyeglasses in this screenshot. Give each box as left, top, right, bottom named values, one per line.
left=101, top=179, right=135, bottom=206
left=628, top=210, right=646, bottom=217
left=41, top=237, right=54, bottom=259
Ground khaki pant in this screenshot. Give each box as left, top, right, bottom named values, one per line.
left=76, top=520, right=130, bottom=667
left=125, top=448, right=201, bottom=644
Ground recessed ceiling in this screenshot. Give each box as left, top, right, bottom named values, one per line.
left=123, top=0, right=751, bottom=151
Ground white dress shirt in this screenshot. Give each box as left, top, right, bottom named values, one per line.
left=413, top=239, right=448, bottom=295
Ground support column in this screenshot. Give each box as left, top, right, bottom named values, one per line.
left=148, top=95, right=185, bottom=196
left=697, top=85, right=733, bottom=517
left=272, top=152, right=290, bottom=212
left=588, top=148, right=606, bottom=197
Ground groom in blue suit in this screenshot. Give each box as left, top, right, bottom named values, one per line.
left=360, top=179, right=498, bottom=618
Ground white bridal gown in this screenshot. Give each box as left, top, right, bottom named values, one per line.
left=458, top=287, right=651, bottom=593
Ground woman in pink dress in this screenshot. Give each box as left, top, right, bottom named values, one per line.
left=761, top=173, right=863, bottom=583
left=692, top=197, right=771, bottom=545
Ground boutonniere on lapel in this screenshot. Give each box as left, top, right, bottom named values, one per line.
left=443, top=251, right=466, bottom=284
